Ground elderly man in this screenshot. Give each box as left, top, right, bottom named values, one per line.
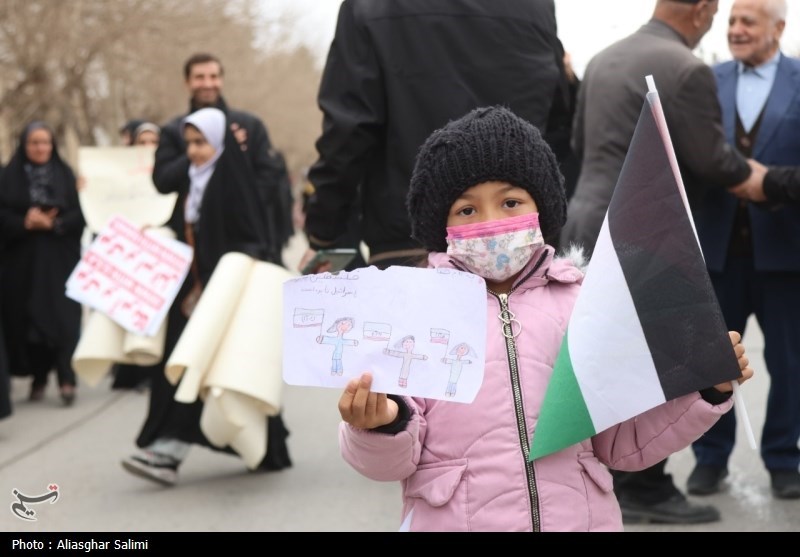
left=689, top=0, right=800, bottom=500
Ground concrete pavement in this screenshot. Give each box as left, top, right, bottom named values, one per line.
left=1, top=234, right=796, bottom=532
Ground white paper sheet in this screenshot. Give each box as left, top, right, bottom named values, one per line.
left=166, top=252, right=295, bottom=469
left=65, top=217, right=192, bottom=337
left=283, top=266, right=487, bottom=403
left=78, top=146, right=177, bottom=233
left=71, top=310, right=167, bottom=387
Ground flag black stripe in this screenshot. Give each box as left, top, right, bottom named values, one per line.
left=606, top=100, right=740, bottom=400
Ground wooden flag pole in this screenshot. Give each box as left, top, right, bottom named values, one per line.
left=645, top=75, right=757, bottom=451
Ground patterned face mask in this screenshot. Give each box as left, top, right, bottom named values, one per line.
left=445, top=213, right=544, bottom=282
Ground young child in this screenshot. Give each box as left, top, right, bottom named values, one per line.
left=336, top=106, right=753, bottom=531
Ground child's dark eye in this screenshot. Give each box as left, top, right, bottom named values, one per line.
left=503, top=200, right=521, bottom=209
left=458, top=207, right=476, bottom=216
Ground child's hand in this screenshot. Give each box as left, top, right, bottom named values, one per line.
left=338, top=372, right=398, bottom=429
left=713, top=331, right=754, bottom=393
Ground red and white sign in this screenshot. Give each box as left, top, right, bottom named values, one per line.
left=66, top=215, right=193, bottom=336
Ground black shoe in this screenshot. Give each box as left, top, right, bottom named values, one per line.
left=60, top=385, right=76, bottom=407
left=770, top=470, right=800, bottom=500
left=687, top=465, right=728, bottom=496
left=619, top=493, right=721, bottom=525
left=29, top=384, right=46, bottom=402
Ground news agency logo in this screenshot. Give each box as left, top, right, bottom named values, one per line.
left=10, top=484, right=59, bottom=521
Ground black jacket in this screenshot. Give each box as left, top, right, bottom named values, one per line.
left=153, top=97, right=285, bottom=264
left=764, top=167, right=800, bottom=205
left=305, top=0, right=564, bottom=257
left=0, top=129, right=85, bottom=375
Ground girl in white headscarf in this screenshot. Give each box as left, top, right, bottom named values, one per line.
left=122, top=107, right=291, bottom=486
left=183, top=108, right=225, bottom=225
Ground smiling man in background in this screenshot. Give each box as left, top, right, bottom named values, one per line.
left=689, top=0, right=800, bottom=500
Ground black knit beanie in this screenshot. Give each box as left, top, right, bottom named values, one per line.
left=407, top=106, right=566, bottom=253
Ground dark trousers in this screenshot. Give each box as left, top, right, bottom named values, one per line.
left=692, top=256, right=800, bottom=472
left=613, top=459, right=680, bottom=505
left=30, top=343, right=76, bottom=389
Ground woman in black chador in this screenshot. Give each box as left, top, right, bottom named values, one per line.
left=0, top=163, right=11, bottom=420
left=0, top=122, right=85, bottom=406
left=122, top=108, right=291, bottom=486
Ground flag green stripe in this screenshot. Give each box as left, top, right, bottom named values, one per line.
left=529, top=330, right=595, bottom=460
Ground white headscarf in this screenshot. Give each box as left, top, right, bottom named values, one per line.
left=183, top=107, right=226, bottom=224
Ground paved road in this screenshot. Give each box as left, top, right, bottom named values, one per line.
left=1, top=235, right=796, bottom=532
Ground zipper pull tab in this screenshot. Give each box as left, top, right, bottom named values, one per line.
left=497, top=293, right=522, bottom=338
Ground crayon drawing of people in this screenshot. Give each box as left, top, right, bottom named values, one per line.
left=441, top=342, right=474, bottom=397
left=384, top=335, right=428, bottom=388
left=317, top=317, right=358, bottom=376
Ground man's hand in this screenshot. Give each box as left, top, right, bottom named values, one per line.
left=730, top=159, right=768, bottom=202
left=338, top=372, right=398, bottom=430
left=713, top=331, right=755, bottom=393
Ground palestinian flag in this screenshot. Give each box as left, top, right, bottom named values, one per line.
left=529, top=85, right=742, bottom=460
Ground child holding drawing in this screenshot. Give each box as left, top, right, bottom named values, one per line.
left=336, top=106, right=754, bottom=531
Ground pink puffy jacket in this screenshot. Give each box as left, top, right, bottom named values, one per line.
left=339, top=247, right=733, bottom=531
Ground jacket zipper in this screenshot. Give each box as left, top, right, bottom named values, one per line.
left=489, top=290, right=541, bottom=532
left=455, top=249, right=549, bottom=531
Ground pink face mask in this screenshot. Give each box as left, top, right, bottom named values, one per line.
left=445, top=213, right=544, bottom=282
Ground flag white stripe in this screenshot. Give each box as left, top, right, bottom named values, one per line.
left=568, top=216, right=666, bottom=433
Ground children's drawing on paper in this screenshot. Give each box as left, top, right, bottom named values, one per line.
left=283, top=265, right=488, bottom=402
left=317, top=317, right=359, bottom=376
left=292, top=308, right=359, bottom=376
left=441, top=342, right=475, bottom=397
left=384, top=335, right=428, bottom=388
left=430, top=328, right=473, bottom=396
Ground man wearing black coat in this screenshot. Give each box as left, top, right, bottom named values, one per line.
left=301, top=0, right=568, bottom=272
left=153, top=52, right=288, bottom=265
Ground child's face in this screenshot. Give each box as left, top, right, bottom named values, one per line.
left=184, top=124, right=216, bottom=166
left=447, top=181, right=538, bottom=227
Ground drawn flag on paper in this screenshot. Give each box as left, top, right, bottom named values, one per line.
left=529, top=86, right=742, bottom=461
left=363, top=322, right=391, bottom=341
left=293, top=308, right=324, bottom=328
left=430, top=328, right=450, bottom=345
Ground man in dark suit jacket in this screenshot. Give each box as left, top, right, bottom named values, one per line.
left=559, top=0, right=764, bottom=524
left=689, top=0, right=800, bottom=500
